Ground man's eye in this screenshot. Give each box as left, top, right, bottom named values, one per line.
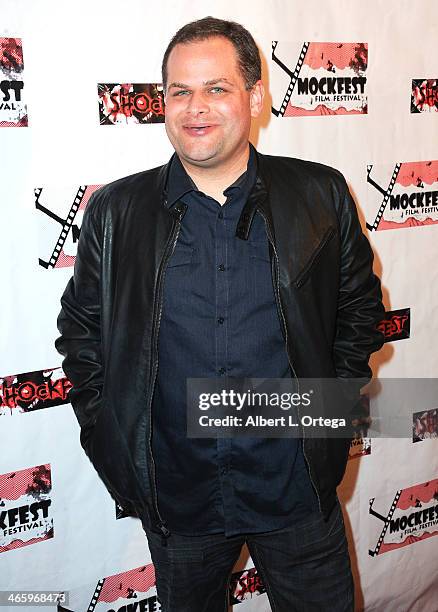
left=173, top=90, right=190, bottom=96
left=210, top=87, right=225, bottom=93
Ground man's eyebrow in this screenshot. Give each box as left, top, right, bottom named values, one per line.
left=167, top=78, right=235, bottom=90
left=167, top=82, right=189, bottom=90
left=203, top=78, right=235, bottom=86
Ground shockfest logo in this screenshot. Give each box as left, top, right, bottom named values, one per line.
left=376, top=308, right=410, bottom=342
left=413, top=408, right=438, bottom=442
left=271, top=41, right=367, bottom=117
left=36, top=184, right=102, bottom=269
left=369, top=478, right=438, bottom=556
left=0, top=464, right=53, bottom=553
left=367, top=161, right=438, bottom=231
left=229, top=567, right=266, bottom=605
left=57, top=565, right=160, bottom=612
left=0, top=367, right=72, bottom=415
left=411, top=79, right=438, bottom=113
left=0, top=37, right=27, bottom=127
left=98, top=83, right=165, bottom=125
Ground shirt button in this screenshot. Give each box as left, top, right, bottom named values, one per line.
left=218, top=264, right=225, bottom=271
left=220, top=467, right=227, bottom=476
left=218, top=367, right=226, bottom=375
left=218, top=211, right=223, bottom=219
left=217, top=317, right=225, bottom=325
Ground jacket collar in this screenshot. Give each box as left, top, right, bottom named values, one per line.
left=236, top=148, right=272, bottom=240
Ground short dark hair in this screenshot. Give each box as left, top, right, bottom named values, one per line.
left=162, top=16, right=261, bottom=91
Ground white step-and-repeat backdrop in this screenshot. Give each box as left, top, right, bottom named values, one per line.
left=1, top=0, right=437, bottom=610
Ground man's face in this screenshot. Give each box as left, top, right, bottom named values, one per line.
left=164, top=36, right=264, bottom=170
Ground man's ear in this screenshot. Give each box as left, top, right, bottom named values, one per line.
left=250, top=80, right=265, bottom=118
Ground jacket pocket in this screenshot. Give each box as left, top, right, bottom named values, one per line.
left=294, top=226, right=336, bottom=289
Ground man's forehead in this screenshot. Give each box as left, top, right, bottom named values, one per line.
left=166, top=37, right=242, bottom=83
left=167, top=36, right=238, bottom=65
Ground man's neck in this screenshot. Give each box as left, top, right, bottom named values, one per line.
left=179, top=145, right=250, bottom=205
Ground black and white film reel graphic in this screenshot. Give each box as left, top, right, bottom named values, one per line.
left=368, top=490, right=402, bottom=556
left=86, top=578, right=105, bottom=612
left=366, top=164, right=402, bottom=231
left=35, top=186, right=86, bottom=269
left=272, top=41, right=310, bottom=117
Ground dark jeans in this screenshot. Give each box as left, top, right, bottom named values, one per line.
left=144, top=499, right=354, bottom=612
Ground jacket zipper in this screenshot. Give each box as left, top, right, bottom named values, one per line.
left=147, top=208, right=183, bottom=542
left=257, top=208, right=322, bottom=514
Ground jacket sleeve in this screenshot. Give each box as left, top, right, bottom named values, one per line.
left=55, top=193, right=104, bottom=453
left=332, top=178, right=385, bottom=382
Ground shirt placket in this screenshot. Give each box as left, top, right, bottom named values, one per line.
left=214, top=199, right=239, bottom=536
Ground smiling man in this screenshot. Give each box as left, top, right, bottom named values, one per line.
left=56, top=16, right=385, bottom=612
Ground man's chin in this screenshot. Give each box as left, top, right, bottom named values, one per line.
left=178, top=148, right=221, bottom=168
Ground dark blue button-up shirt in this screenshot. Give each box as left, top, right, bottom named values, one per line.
left=151, top=146, right=319, bottom=536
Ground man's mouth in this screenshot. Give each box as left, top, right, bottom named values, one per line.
left=183, top=125, right=216, bottom=136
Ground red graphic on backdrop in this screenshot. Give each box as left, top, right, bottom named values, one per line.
left=413, top=408, right=438, bottom=442
left=77, top=564, right=158, bottom=612
left=271, top=42, right=367, bottom=117
left=369, top=478, right=438, bottom=556
left=411, top=79, right=438, bottom=113
left=0, top=38, right=27, bottom=127
left=367, top=161, right=438, bottom=231
left=98, top=83, right=165, bottom=125
left=36, top=184, right=102, bottom=269
left=0, top=465, right=53, bottom=553
left=229, top=567, right=266, bottom=605
left=376, top=308, right=410, bottom=342
left=0, top=367, right=72, bottom=414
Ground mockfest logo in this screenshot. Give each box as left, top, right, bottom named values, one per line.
left=58, top=565, right=159, bottom=612
left=369, top=478, right=438, bottom=556
left=0, top=464, right=53, bottom=553
left=411, top=79, right=438, bottom=113
left=377, top=308, right=410, bottom=342
left=271, top=41, right=367, bottom=117
left=35, top=184, right=102, bottom=269
left=229, top=567, right=265, bottom=605
left=413, top=408, right=438, bottom=442
left=0, top=367, right=72, bottom=415
left=98, top=83, right=165, bottom=125
left=367, top=161, right=438, bottom=231
left=0, top=37, right=27, bottom=127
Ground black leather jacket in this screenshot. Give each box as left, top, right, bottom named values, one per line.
left=55, top=150, right=385, bottom=537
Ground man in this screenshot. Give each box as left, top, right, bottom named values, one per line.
left=56, top=17, right=384, bottom=612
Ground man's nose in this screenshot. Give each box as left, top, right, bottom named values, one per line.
left=186, top=90, right=209, bottom=115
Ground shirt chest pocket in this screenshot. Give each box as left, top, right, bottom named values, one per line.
left=249, top=240, right=271, bottom=262
left=167, top=244, right=196, bottom=268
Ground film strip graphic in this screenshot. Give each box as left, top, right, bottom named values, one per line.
left=366, top=163, right=401, bottom=231
left=35, top=186, right=86, bottom=269
left=272, top=41, right=309, bottom=117
left=87, top=578, right=105, bottom=612
left=368, top=490, right=402, bottom=556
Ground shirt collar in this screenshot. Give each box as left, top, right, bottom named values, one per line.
left=166, top=143, right=257, bottom=208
